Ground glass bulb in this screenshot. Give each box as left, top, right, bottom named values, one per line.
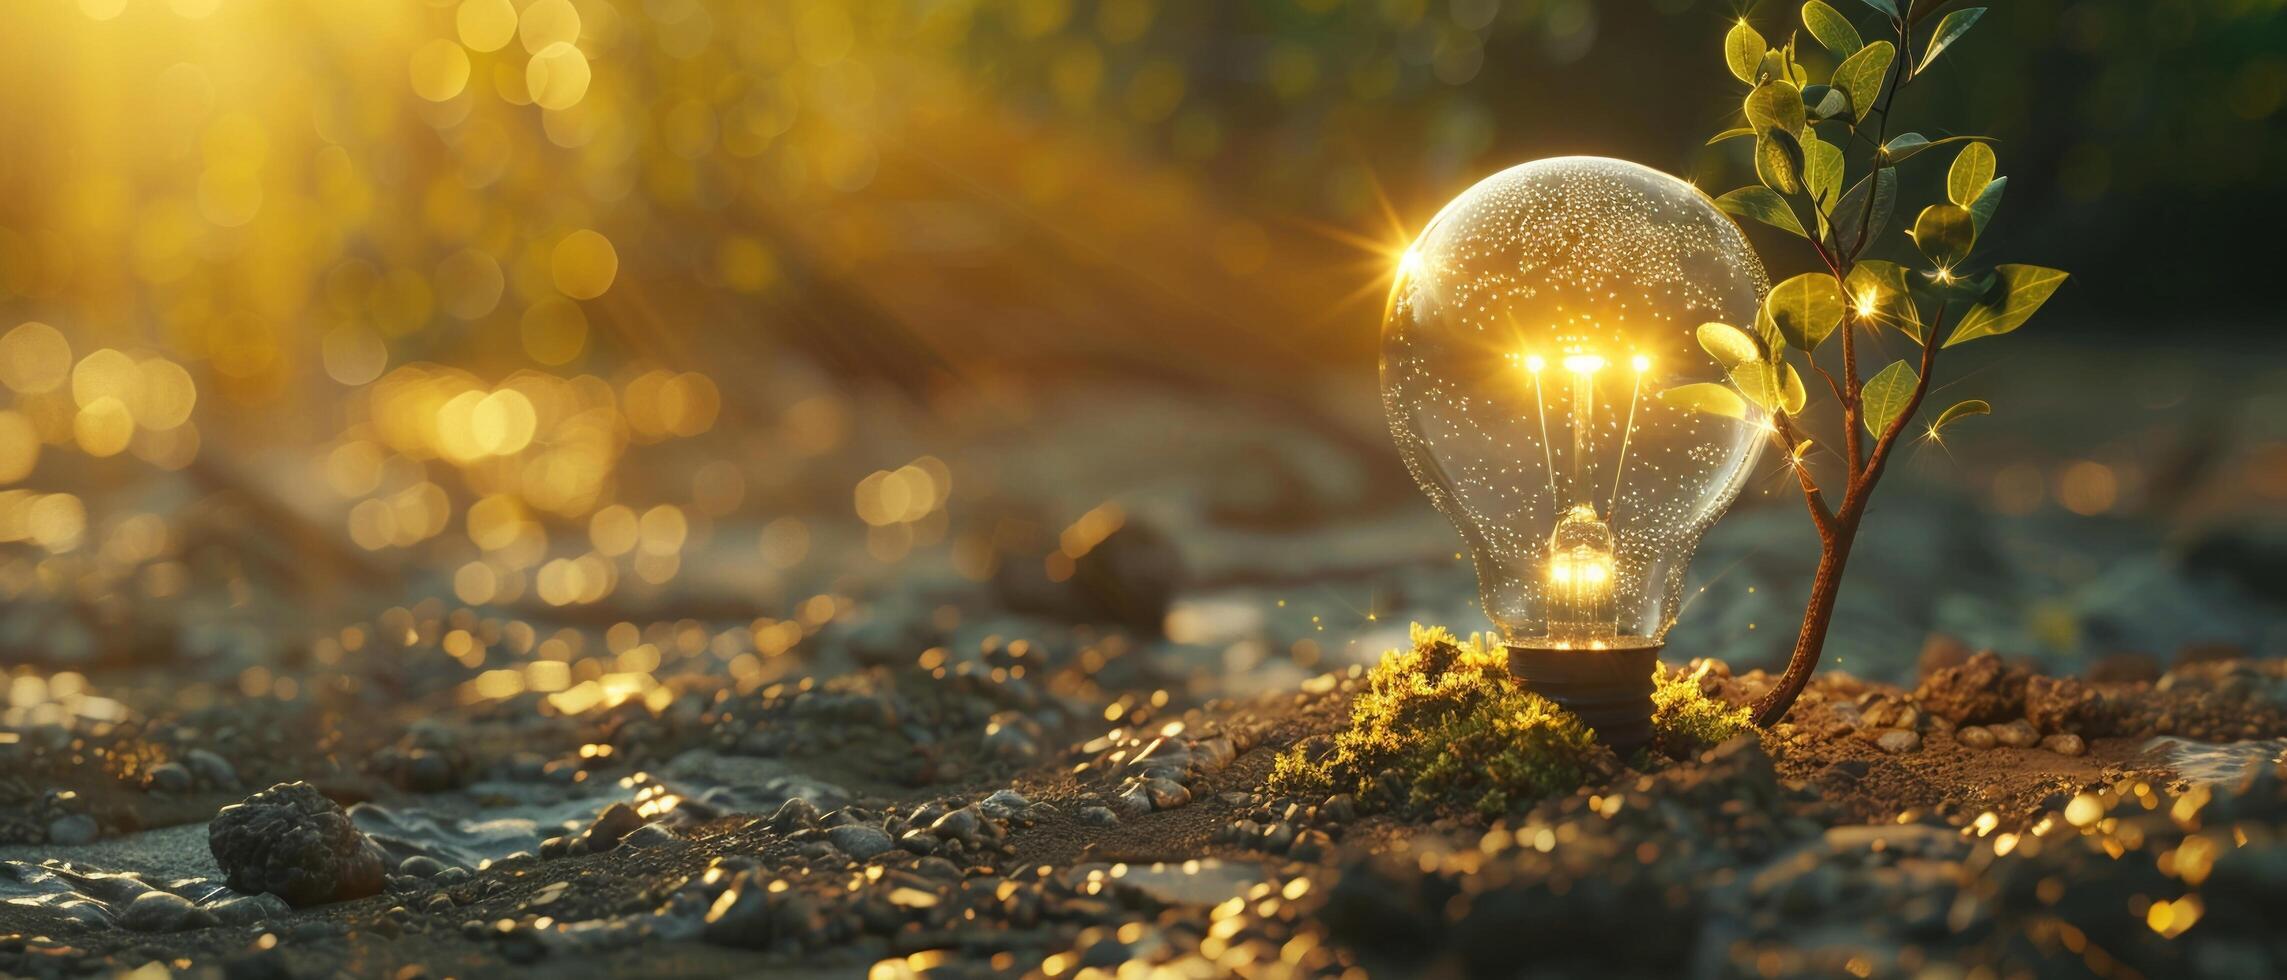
left=1382, top=156, right=1767, bottom=652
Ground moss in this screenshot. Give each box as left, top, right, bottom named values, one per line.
left=1650, top=661, right=1753, bottom=755
left=1267, top=625, right=1600, bottom=817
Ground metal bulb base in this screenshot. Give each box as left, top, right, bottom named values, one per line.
left=1507, top=643, right=1661, bottom=750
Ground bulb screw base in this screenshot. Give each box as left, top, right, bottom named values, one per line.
left=1507, top=644, right=1661, bottom=750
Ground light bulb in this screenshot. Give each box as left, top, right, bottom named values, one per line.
left=1380, top=157, right=1768, bottom=742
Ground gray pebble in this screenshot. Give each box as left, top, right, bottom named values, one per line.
left=121, top=891, right=216, bottom=932
left=47, top=813, right=97, bottom=845
left=1877, top=729, right=1923, bottom=754
left=824, top=824, right=896, bottom=859
left=148, top=762, right=194, bottom=794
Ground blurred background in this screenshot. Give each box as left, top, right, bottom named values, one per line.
left=2, top=0, right=2284, bottom=734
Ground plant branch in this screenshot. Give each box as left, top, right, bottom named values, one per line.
left=1769, top=411, right=1836, bottom=535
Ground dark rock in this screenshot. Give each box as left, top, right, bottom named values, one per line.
left=765, top=798, right=821, bottom=831
left=1078, top=806, right=1118, bottom=827
left=1141, top=778, right=1191, bottom=811
left=1913, top=651, right=2028, bottom=725
left=622, top=824, right=678, bottom=849
left=147, top=762, right=194, bottom=794
left=992, top=516, right=1183, bottom=634
left=47, top=813, right=97, bottom=845
left=398, top=855, right=447, bottom=878
left=927, top=807, right=981, bottom=844
left=584, top=803, right=647, bottom=852
left=824, top=824, right=896, bottom=860
left=978, top=789, right=1030, bottom=819
left=207, top=781, right=387, bottom=907
left=186, top=748, right=241, bottom=791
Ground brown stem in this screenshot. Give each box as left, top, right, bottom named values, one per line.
left=1750, top=525, right=1854, bottom=727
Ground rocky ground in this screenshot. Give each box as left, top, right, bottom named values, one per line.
left=4, top=598, right=2285, bottom=979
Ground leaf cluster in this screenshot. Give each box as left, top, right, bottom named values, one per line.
left=1688, top=1, right=2068, bottom=455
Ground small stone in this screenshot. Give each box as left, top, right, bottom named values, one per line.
left=1141, top=778, right=1191, bottom=811
left=1992, top=719, right=2040, bottom=748
left=186, top=749, right=241, bottom=790
left=765, top=797, right=821, bottom=831
left=46, top=813, right=97, bottom=845
left=1078, top=806, right=1118, bottom=827
left=824, top=824, right=896, bottom=860
left=584, top=802, right=647, bottom=852
left=927, top=806, right=982, bottom=844
left=1877, top=729, right=1922, bottom=754
left=147, top=762, right=194, bottom=794
left=621, top=824, right=678, bottom=849
left=2040, top=733, right=2086, bottom=757
left=399, top=855, right=448, bottom=878
left=1957, top=726, right=1996, bottom=750
left=898, top=829, right=941, bottom=855
left=978, top=789, right=1030, bottom=819
left=1261, top=822, right=1297, bottom=853
left=121, top=891, right=215, bottom=933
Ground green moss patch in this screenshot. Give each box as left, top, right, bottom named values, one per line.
left=1270, top=625, right=1758, bottom=818
left=1268, top=625, right=1600, bottom=818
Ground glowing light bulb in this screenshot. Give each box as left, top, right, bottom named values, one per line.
left=1381, top=157, right=1768, bottom=743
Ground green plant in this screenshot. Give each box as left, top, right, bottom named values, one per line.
left=1692, top=1, right=2068, bottom=726
left=1267, top=624, right=1600, bottom=817
left=1651, top=663, right=1754, bottom=753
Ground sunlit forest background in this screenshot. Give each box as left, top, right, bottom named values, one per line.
left=2, top=0, right=2282, bottom=718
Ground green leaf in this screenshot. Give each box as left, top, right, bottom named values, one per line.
left=1844, top=259, right=1921, bottom=341
left=1852, top=0, right=1900, bottom=19
left=1707, top=127, right=1756, bottom=145
left=1946, top=142, right=1996, bottom=208
left=1930, top=399, right=1991, bottom=434
left=1967, top=175, right=2006, bottom=234
left=1917, top=7, right=1985, bottom=73
left=1802, top=84, right=1851, bottom=120
left=1861, top=359, right=1918, bottom=437
left=1803, top=1, right=1864, bottom=55
left=1697, top=322, right=1762, bottom=368
left=1658, top=383, right=1750, bottom=421
left=1755, top=129, right=1805, bottom=195
left=1725, top=20, right=1767, bottom=83
left=1765, top=272, right=1846, bottom=352
left=1715, top=186, right=1808, bottom=238
left=1829, top=166, right=1897, bottom=258
left=1832, top=40, right=1894, bottom=122
left=1729, top=361, right=1808, bottom=416
left=1803, top=135, right=1845, bottom=209
left=1910, top=204, right=1976, bottom=268
left=1879, top=132, right=1991, bottom=164
left=1745, top=80, right=1807, bottom=137
left=1944, top=264, right=2069, bottom=347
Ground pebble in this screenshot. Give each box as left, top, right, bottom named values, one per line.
left=1141, top=777, right=1191, bottom=810
left=1877, top=729, right=1923, bottom=754
left=1957, top=725, right=1997, bottom=750
left=2041, top=733, right=2086, bottom=757
left=1992, top=719, right=2041, bottom=748
left=824, top=824, right=897, bottom=860
left=187, top=748, right=242, bottom=790
left=121, top=890, right=216, bottom=932
left=584, top=802, right=648, bottom=852
left=399, top=855, right=448, bottom=878
left=927, top=806, right=981, bottom=844
left=148, top=762, right=194, bottom=793
left=622, top=823, right=679, bottom=849
left=978, top=789, right=1031, bottom=819
left=1078, top=806, right=1118, bottom=827
left=207, top=781, right=388, bottom=907
left=47, top=813, right=98, bottom=845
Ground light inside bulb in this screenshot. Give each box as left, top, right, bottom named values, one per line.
left=1381, top=156, right=1768, bottom=651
